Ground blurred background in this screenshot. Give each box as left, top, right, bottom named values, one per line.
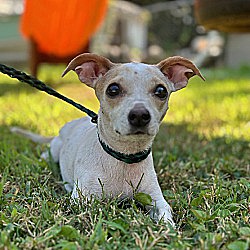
left=0, top=0, right=250, bottom=76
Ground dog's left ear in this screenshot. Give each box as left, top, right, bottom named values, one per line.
left=157, top=56, right=205, bottom=91
left=62, top=53, right=115, bottom=88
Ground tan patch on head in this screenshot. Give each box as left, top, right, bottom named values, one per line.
left=95, top=68, right=127, bottom=114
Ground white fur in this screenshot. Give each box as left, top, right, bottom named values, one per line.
left=52, top=61, right=176, bottom=224
left=12, top=54, right=204, bottom=227
left=50, top=117, right=173, bottom=224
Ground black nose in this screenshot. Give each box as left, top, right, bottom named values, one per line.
left=128, top=104, right=151, bottom=127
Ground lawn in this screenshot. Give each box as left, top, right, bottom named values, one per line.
left=0, top=64, right=249, bottom=249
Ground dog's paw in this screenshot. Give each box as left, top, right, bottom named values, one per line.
left=160, top=212, right=175, bottom=227
left=41, top=151, right=49, bottom=160
left=149, top=202, right=175, bottom=227
left=150, top=208, right=175, bottom=226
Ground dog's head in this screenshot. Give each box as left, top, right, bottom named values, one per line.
left=62, top=53, right=204, bottom=138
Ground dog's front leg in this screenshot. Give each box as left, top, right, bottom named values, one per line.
left=143, top=177, right=175, bottom=226
left=141, top=172, right=175, bottom=226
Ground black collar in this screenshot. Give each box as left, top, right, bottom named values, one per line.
left=97, top=134, right=151, bottom=164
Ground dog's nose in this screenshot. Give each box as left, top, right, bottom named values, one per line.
left=128, top=104, right=151, bottom=127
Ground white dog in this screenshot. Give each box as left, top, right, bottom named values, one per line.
left=12, top=53, right=204, bottom=225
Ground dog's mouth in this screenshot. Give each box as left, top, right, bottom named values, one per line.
left=115, top=129, right=150, bottom=136
left=134, top=131, right=149, bottom=135
left=134, top=131, right=145, bottom=135
left=115, top=130, right=121, bottom=135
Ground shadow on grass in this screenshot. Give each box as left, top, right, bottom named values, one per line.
left=0, top=124, right=65, bottom=194
left=155, top=123, right=249, bottom=159
left=154, top=123, right=249, bottom=185
left=0, top=124, right=47, bottom=163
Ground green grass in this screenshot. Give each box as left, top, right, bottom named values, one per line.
left=0, top=64, right=249, bottom=249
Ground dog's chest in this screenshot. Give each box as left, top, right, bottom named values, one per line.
left=74, top=145, right=154, bottom=199
left=96, top=161, right=150, bottom=198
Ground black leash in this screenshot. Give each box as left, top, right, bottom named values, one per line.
left=0, top=64, right=98, bottom=124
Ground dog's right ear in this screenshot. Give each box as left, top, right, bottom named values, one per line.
left=62, top=53, right=115, bottom=88
left=157, top=56, right=205, bottom=91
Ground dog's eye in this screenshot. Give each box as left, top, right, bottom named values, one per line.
left=154, top=85, right=168, bottom=100
left=106, top=83, right=121, bottom=97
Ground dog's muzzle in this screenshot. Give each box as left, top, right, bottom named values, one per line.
left=128, top=104, right=151, bottom=133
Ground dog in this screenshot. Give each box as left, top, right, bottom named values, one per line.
left=12, top=53, right=204, bottom=226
